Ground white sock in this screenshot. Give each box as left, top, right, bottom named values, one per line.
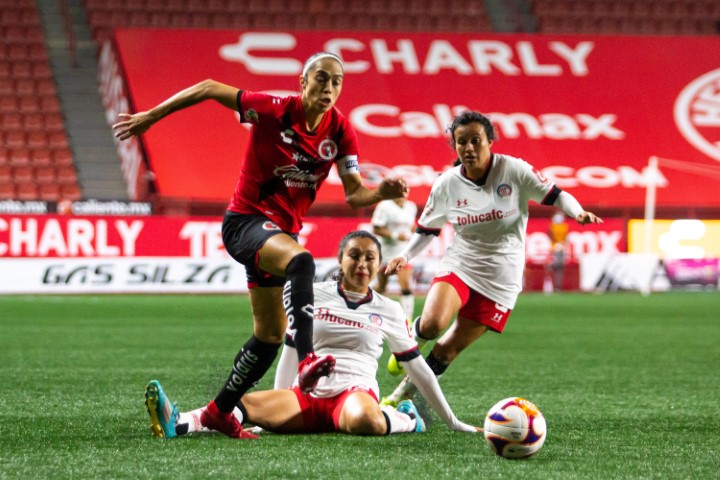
left=400, top=294, right=415, bottom=321
left=177, top=407, right=210, bottom=434
left=176, top=406, right=244, bottom=434
left=380, top=405, right=417, bottom=433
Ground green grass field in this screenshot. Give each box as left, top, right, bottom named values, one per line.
left=1, top=291, right=719, bottom=479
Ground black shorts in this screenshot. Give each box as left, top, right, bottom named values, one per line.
left=222, top=211, right=297, bottom=288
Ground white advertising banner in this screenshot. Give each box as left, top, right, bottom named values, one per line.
left=0, top=257, right=248, bottom=294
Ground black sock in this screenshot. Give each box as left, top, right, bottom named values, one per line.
left=425, top=352, right=449, bottom=377
left=284, top=252, right=315, bottom=360
left=214, top=336, right=280, bottom=412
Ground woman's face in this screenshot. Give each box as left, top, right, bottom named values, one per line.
left=339, top=237, right=380, bottom=293
left=453, top=122, right=493, bottom=177
left=301, top=58, right=344, bottom=114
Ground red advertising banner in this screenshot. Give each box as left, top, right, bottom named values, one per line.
left=110, top=30, right=720, bottom=209
left=0, top=214, right=625, bottom=260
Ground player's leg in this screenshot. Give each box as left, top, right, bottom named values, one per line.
left=387, top=279, right=463, bottom=377
left=396, top=265, right=415, bottom=321
left=337, top=391, right=423, bottom=435
left=258, top=234, right=336, bottom=392
left=428, top=316, right=489, bottom=374
left=413, top=279, right=464, bottom=342
left=240, top=389, right=306, bottom=433
left=426, top=295, right=511, bottom=378
left=204, top=286, right=286, bottom=438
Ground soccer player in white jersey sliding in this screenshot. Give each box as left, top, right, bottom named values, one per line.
left=145, top=231, right=478, bottom=438
left=382, top=110, right=603, bottom=405
left=371, top=197, right=418, bottom=321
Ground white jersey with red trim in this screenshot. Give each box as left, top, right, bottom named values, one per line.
left=371, top=199, right=418, bottom=260
left=308, top=281, right=415, bottom=399
left=418, top=153, right=555, bottom=309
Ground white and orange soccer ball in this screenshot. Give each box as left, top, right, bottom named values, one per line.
left=483, top=397, right=547, bottom=459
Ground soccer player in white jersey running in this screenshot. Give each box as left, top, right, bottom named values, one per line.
left=371, top=197, right=418, bottom=321
left=144, top=231, right=478, bottom=438
left=382, top=111, right=603, bottom=405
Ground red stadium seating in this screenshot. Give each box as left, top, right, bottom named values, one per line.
left=0, top=3, right=79, bottom=202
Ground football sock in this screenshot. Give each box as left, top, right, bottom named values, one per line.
left=214, top=335, right=280, bottom=412
left=177, top=404, right=247, bottom=435
left=284, top=252, right=316, bottom=360
left=273, top=340, right=299, bottom=390
left=425, top=352, right=449, bottom=377
left=380, top=405, right=417, bottom=434
left=400, top=291, right=414, bottom=321
left=176, top=407, right=209, bottom=435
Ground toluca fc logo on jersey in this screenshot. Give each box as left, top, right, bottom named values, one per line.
left=675, top=68, right=720, bottom=162
left=368, top=313, right=383, bottom=327
left=497, top=184, right=513, bottom=198
left=318, top=138, right=338, bottom=160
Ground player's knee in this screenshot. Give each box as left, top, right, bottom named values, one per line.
left=414, top=316, right=441, bottom=341
left=343, top=410, right=386, bottom=436
left=286, top=251, right=315, bottom=279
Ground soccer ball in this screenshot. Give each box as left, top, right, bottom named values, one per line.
left=483, top=397, right=547, bottom=459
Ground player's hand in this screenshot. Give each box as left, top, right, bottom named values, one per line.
left=575, top=211, right=603, bottom=225
left=378, top=178, right=409, bottom=200
left=112, top=112, right=155, bottom=140
left=384, top=256, right=408, bottom=275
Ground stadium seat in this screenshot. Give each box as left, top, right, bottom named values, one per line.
left=52, top=148, right=74, bottom=167
left=0, top=79, right=12, bottom=95
left=57, top=165, right=78, bottom=184
left=34, top=165, right=56, bottom=184
left=35, top=79, right=57, bottom=96
left=30, top=148, right=53, bottom=167
left=26, top=131, right=48, bottom=148
left=60, top=183, right=82, bottom=200
left=23, top=113, right=44, bottom=131
left=0, top=95, right=18, bottom=113
left=38, top=182, right=61, bottom=201
left=0, top=165, right=11, bottom=183
left=48, top=132, right=69, bottom=149
left=4, top=131, right=26, bottom=149
left=1, top=112, right=22, bottom=130
left=15, top=182, right=38, bottom=200
left=12, top=165, right=34, bottom=183
left=0, top=182, right=14, bottom=199
left=38, top=112, right=63, bottom=133
left=8, top=148, right=31, bottom=167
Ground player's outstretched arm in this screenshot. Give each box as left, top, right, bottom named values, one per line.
left=575, top=211, right=603, bottom=225
left=340, top=174, right=408, bottom=209
left=112, top=79, right=240, bottom=140
left=403, top=357, right=479, bottom=432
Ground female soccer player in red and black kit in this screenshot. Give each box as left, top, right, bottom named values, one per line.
left=113, top=52, right=408, bottom=439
